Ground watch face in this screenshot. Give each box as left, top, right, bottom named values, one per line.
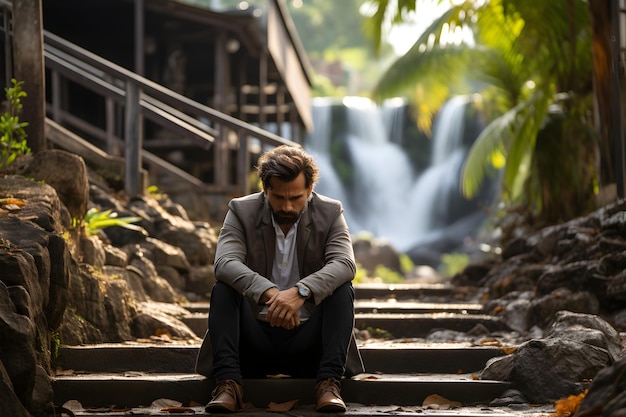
left=298, top=283, right=310, bottom=297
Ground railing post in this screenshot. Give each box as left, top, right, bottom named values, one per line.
left=51, top=70, right=61, bottom=122
left=124, top=81, right=143, bottom=197
left=237, top=132, right=250, bottom=195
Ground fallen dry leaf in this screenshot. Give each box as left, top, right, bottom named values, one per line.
left=422, top=394, right=462, bottom=409
left=502, top=346, right=518, bottom=354
left=479, top=338, right=502, bottom=347
left=152, top=399, right=181, bottom=408
left=267, top=399, right=298, bottom=412
left=266, top=373, right=291, bottom=379
left=492, top=305, right=505, bottom=314
left=161, top=406, right=195, bottom=413
left=0, top=198, right=25, bottom=207
left=553, top=390, right=588, bottom=417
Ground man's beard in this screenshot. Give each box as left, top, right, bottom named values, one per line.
left=272, top=209, right=301, bottom=226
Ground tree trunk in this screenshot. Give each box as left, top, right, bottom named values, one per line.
left=589, top=0, right=616, bottom=192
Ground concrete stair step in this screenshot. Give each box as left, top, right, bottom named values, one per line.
left=180, top=311, right=508, bottom=338
left=52, top=282, right=515, bottom=415
left=179, top=300, right=485, bottom=315
left=57, top=341, right=505, bottom=374
left=52, top=372, right=511, bottom=409
left=353, top=283, right=458, bottom=300
left=55, top=406, right=548, bottom=417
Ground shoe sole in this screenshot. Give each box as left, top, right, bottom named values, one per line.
left=316, top=404, right=347, bottom=413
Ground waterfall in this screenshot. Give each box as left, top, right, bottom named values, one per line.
left=305, top=96, right=492, bottom=261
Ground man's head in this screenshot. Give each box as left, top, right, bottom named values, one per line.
left=257, top=145, right=320, bottom=227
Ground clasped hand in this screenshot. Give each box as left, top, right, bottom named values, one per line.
left=263, top=287, right=305, bottom=330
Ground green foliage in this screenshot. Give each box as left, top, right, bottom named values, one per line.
left=439, top=252, right=470, bottom=278
left=146, top=185, right=161, bottom=195
left=352, top=264, right=368, bottom=283
left=373, top=265, right=405, bottom=283
left=82, top=207, right=143, bottom=236
left=366, top=0, right=598, bottom=228
left=50, top=332, right=61, bottom=361
left=365, top=326, right=393, bottom=339
left=287, top=0, right=395, bottom=94
left=0, top=79, right=31, bottom=169
left=399, top=253, right=415, bottom=274
left=353, top=262, right=406, bottom=284
left=287, top=0, right=371, bottom=54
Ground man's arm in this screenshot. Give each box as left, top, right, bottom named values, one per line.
left=214, top=209, right=276, bottom=302
left=299, top=212, right=356, bottom=303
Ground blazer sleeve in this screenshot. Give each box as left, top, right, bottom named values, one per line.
left=213, top=208, right=276, bottom=303
left=300, top=207, right=356, bottom=304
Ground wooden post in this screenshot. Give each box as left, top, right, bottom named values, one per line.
left=12, top=0, right=46, bottom=153
left=134, top=0, right=145, bottom=76
left=214, top=33, right=230, bottom=188
left=259, top=50, right=268, bottom=129
left=124, top=81, right=143, bottom=196
left=3, top=11, right=12, bottom=87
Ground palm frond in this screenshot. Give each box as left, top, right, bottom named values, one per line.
left=461, top=87, right=552, bottom=199
left=362, top=0, right=421, bottom=55
left=361, top=0, right=391, bottom=54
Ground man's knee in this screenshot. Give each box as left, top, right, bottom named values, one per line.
left=326, top=281, right=354, bottom=303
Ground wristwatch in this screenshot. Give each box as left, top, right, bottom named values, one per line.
left=296, top=282, right=311, bottom=299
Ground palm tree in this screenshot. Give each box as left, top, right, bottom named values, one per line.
left=364, top=0, right=604, bottom=235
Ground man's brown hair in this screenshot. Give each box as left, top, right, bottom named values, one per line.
left=257, top=145, right=320, bottom=189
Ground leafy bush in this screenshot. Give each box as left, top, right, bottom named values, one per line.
left=439, top=252, right=470, bottom=277
left=0, top=79, right=30, bottom=169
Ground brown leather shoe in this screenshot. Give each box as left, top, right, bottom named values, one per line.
left=205, top=379, right=243, bottom=413
left=315, top=377, right=346, bottom=412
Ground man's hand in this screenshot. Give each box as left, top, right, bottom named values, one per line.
left=264, top=287, right=305, bottom=330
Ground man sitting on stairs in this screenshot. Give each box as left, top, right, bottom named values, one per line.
left=195, top=145, right=363, bottom=413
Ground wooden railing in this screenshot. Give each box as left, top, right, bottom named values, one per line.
left=42, top=30, right=301, bottom=197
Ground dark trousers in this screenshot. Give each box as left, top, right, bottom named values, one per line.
left=208, top=281, right=355, bottom=384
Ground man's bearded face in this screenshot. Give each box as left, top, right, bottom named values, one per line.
left=264, top=173, right=312, bottom=228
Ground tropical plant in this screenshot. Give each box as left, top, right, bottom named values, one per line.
left=82, top=207, right=143, bottom=237
left=0, top=78, right=31, bottom=169
left=364, top=0, right=601, bottom=231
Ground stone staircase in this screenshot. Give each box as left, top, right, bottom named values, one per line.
left=52, top=283, right=531, bottom=416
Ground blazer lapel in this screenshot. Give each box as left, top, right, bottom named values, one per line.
left=296, top=203, right=312, bottom=278
left=259, top=195, right=276, bottom=279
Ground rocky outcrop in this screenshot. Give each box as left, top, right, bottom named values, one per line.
left=0, top=174, right=70, bottom=416
left=481, top=311, right=622, bottom=403
left=451, top=199, right=626, bottom=406
left=454, top=199, right=626, bottom=333
left=0, top=150, right=218, bottom=416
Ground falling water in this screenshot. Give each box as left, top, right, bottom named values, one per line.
left=306, top=96, right=490, bottom=257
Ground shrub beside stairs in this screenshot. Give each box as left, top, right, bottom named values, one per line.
left=52, top=283, right=520, bottom=416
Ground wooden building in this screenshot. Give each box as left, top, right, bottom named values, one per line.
left=42, top=0, right=313, bottom=135
left=2, top=0, right=313, bottom=219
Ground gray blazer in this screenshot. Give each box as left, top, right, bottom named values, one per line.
left=196, top=191, right=364, bottom=378
left=214, top=191, right=357, bottom=317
